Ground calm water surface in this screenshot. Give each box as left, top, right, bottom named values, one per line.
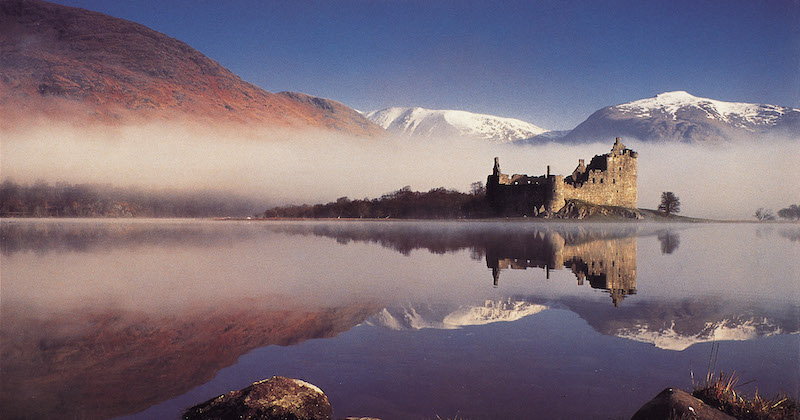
left=1, top=219, right=798, bottom=419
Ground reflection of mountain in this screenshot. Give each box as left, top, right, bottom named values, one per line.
left=0, top=302, right=378, bottom=419
left=367, top=297, right=798, bottom=352
left=550, top=296, right=799, bottom=351
left=368, top=299, right=549, bottom=330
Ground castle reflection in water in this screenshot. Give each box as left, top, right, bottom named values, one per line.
left=486, top=231, right=637, bottom=307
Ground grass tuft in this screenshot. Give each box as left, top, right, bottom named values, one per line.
left=691, top=342, right=798, bottom=419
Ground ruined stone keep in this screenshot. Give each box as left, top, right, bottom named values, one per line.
left=486, top=230, right=637, bottom=307
left=486, top=138, right=638, bottom=215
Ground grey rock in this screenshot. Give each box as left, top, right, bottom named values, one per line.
left=631, top=388, right=736, bottom=420
left=183, top=376, right=332, bottom=420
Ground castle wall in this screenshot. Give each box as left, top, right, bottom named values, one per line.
left=562, top=236, right=637, bottom=306
left=486, top=174, right=564, bottom=215
left=487, top=138, right=637, bottom=215
left=561, top=148, right=637, bottom=208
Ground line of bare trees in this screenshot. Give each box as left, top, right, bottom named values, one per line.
left=754, top=204, right=800, bottom=222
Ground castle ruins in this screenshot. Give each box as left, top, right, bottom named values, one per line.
left=487, top=138, right=638, bottom=216
left=486, top=230, right=637, bottom=307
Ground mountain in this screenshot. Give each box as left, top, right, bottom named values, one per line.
left=0, top=0, right=382, bottom=136
left=2, top=301, right=379, bottom=419
left=615, top=317, right=783, bottom=351
left=366, top=106, right=549, bottom=143
left=366, top=299, right=549, bottom=330
left=562, top=91, right=800, bottom=143
left=366, top=297, right=798, bottom=352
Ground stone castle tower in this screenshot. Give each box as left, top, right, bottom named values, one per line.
left=487, top=138, right=638, bottom=216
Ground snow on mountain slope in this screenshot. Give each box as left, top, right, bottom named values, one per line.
left=616, top=91, right=795, bottom=128
left=366, top=107, right=549, bottom=144
left=564, top=91, right=800, bottom=143
left=615, top=317, right=784, bottom=351
left=366, top=299, right=548, bottom=330
left=443, top=300, right=548, bottom=326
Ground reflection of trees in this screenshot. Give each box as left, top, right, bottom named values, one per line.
left=657, top=231, right=680, bottom=254
left=779, top=228, right=800, bottom=243
left=4, top=220, right=647, bottom=306
left=0, top=180, right=257, bottom=218
left=286, top=222, right=642, bottom=307
left=0, top=221, right=262, bottom=255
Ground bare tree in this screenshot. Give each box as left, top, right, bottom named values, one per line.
left=658, top=192, right=681, bottom=216
left=754, top=208, right=775, bottom=221
left=470, top=181, right=486, bottom=196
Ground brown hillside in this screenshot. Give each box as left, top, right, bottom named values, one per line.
left=0, top=0, right=383, bottom=136
left=1, top=301, right=380, bottom=419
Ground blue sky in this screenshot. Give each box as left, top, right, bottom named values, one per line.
left=52, top=0, right=799, bottom=130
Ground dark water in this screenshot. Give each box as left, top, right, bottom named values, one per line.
left=1, top=219, right=798, bottom=419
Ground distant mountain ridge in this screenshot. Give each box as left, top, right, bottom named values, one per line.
left=0, top=0, right=382, bottom=136
left=562, top=91, right=800, bottom=143
left=366, top=106, right=549, bottom=143
left=372, top=92, right=799, bottom=144
left=367, top=298, right=796, bottom=351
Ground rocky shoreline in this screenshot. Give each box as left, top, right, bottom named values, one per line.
left=183, top=377, right=778, bottom=420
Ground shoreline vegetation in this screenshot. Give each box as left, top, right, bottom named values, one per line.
left=2, top=181, right=797, bottom=223
left=259, top=185, right=708, bottom=221
left=691, top=372, right=799, bottom=420
left=0, top=180, right=259, bottom=218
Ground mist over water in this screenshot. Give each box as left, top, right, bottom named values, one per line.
left=2, top=120, right=798, bottom=219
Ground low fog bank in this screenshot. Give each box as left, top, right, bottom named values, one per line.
left=2, top=121, right=797, bottom=219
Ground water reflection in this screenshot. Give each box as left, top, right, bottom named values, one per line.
left=2, top=299, right=377, bottom=419
left=1, top=220, right=798, bottom=420
left=485, top=231, right=637, bottom=306
left=657, top=230, right=680, bottom=254
left=780, top=226, right=800, bottom=243
left=281, top=222, right=642, bottom=307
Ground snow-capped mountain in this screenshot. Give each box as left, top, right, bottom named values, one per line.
left=366, top=299, right=548, bottom=330
left=367, top=296, right=798, bottom=352
left=615, top=317, right=784, bottom=351
left=563, top=91, right=800, bottom=143
left=366, top=107, right=549, bottom=144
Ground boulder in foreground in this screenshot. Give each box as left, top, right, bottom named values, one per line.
left=631, top=388, right=736, bottom=420
left=183, top=376, right=332, bottom=420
